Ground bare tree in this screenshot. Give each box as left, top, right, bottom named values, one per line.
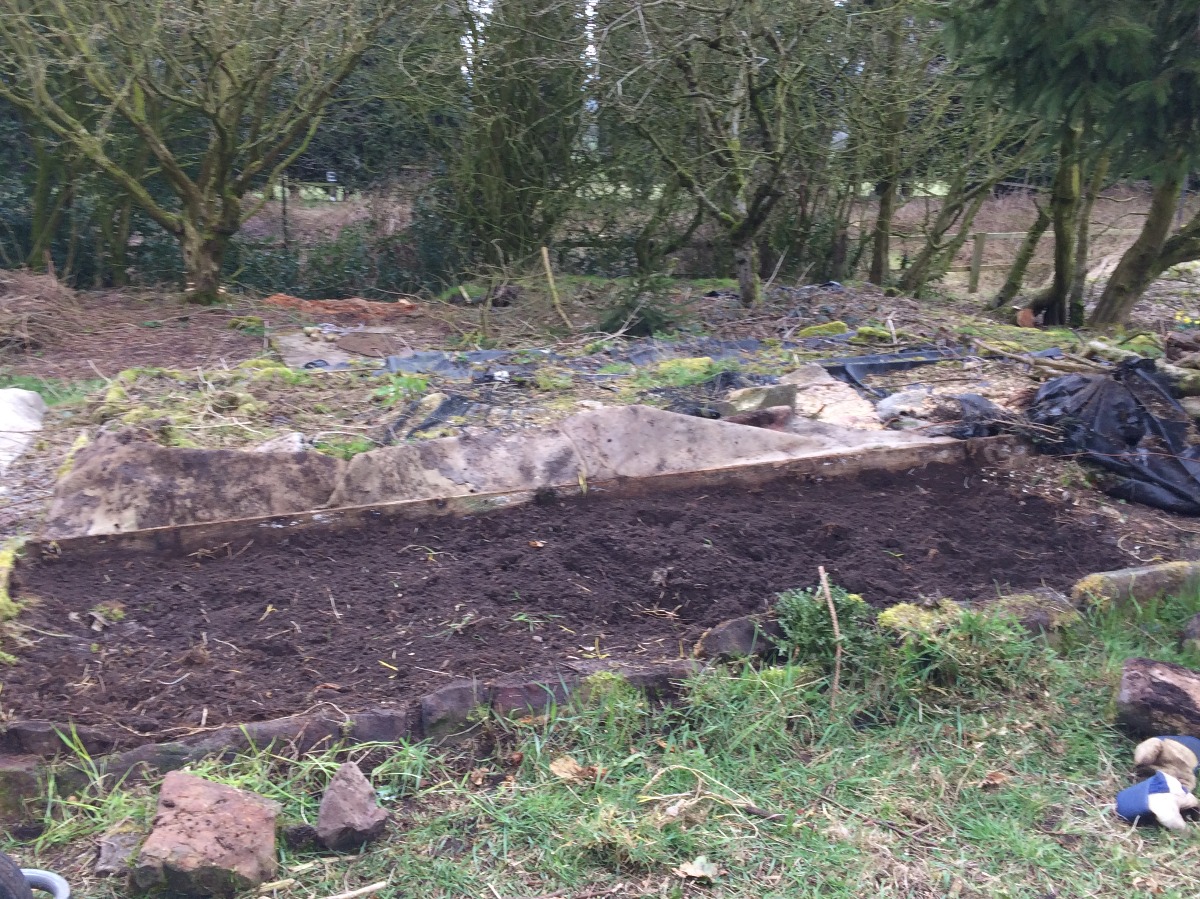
left=0, top=0, right=405, bottom=303
left=597, top=0, right=838, bottom=306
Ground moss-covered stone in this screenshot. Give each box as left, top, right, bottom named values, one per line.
left=1072, top=562, right=1200, bottom=610
left=796, top=321, right=850, bottom=338
left=0, top=757, right=43, bottom=826
left=851, top=325, right=897, bottom=344
left=990, top=592, right=1081, bottom=643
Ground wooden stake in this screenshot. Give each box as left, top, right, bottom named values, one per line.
left=541, top=246, right=573, bottom=331
left=819, top=566, right=842, bottom=709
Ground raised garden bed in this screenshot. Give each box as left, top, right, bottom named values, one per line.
left=3, top=459, right=1123, bottom=754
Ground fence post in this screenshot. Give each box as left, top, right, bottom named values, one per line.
left=969, top=232, right=987, bottom=294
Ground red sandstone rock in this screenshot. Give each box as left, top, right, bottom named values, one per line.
left=317, top=762, right=388, bottom=850
left=134, top=771, right=279, bottom=897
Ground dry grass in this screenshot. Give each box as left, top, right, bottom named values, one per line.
left=0, top=270, right=87, bottom=352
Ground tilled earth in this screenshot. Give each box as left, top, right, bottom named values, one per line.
left=7, top=461, right=1123, bottom=747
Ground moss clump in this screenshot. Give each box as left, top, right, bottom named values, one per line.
left=313, top=436, right=376, bottom=460
left=877, top=600, right=962, bottom=637
left=96, top=382, right=131, bottom=421
left=251, top=368, right=308, bottom=386
left=1121, top=335, right=1164, bottom=359
left=796, top=321, right=850, bottom=338
left=851, top=325, right=896, bottom=344
left=578, top=670, right=639, bottom=705
left=0, top=540, right=25, bottom=622
left=56, top=431, right=91, bottom=479
left=118, top=406, right=167, bottom=426
left=641, top=356, right=736, bottom=388
left=1070, top=573, right=1110, bottom=607
left=228, top=315, right=265, bottom=334
left=236, top=358, right=284, bottom=370
left=113, top=367, right=162, bottom=386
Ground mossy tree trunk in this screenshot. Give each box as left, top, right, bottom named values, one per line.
left=869, top=176, right=898, bottom=287
left=1090, top=157, right=1187, bottom=326
left=1067, top=151, right=1110, bottom=322
left=1029, top=124, right=1081, bottom=326
left=733, top=234, right=762, bottom=307
left=990, top=202, right=1050, bottom=310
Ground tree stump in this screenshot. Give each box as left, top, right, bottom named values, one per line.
left=1116, top=658, right=1200, bottom=738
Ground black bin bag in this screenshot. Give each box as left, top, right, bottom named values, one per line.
left=1026, top=359, right=1200, bottom=515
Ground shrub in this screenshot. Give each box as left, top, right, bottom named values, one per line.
left=597, top=272, right=677, bottom=337
left=774, top=585, right=883, bottom=674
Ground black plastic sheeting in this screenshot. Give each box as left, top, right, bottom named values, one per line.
left=818, top=347, right=967, bottom=395
left=917, top=358, right=1200, bottom=515
left=1025, top=359, right=1200, bottom=515
left=300, top=333, right=978, bottom=381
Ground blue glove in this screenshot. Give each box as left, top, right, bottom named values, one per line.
left=1116, top=772, right=1198, bottom=830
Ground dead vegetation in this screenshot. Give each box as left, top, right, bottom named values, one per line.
left=0, top=270, right=86, bottom=354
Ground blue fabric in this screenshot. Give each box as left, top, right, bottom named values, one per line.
left=1163, top=735, right=1200, bottom=768
left=1117, top=772, right=1176, bottom=824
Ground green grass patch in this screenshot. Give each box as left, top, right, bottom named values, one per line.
left=955, top=321, right=1080, bottom=354
left=312, top=435, right=377, bottom=460
left=0, top=371, right=102, bottom=406
left=16, top=591, right=1200, bottom=898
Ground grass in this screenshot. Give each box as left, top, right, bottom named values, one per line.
left=0, top=371, right=102, bottom=406
left=13, top=590, right=1200, bottom=898
left=312, top=435, right=377, bottom=460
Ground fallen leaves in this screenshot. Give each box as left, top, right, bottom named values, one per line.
left=675, top=855, right=720, bottom=882
left=549, top=755, right=605, bottom=783
left=978, top=770, right=1011, bottom=790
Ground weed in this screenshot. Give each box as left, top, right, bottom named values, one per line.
left=1057, top=461, right=1095, bottom=490
left=451, top=330, right=498, bottom=350
left=312, top=435, right=376, bottom=459
left=89, top=601, right=125, bottom=623
left=372, top=373, right=429, bottom=407
left=887, top=605, right=1051, bottom=698
left=510, top=612, right=561, bottom=631
left=533, top=368, right=573, bottom=392
left=774, top=584, right=883, bottom=674
left=597, top=273, right=677, bottom=337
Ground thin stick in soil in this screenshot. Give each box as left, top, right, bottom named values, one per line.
left=819, top=565, right=842, bottom=710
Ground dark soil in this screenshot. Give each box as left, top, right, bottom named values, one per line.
left=7, top=462, right=1122, bottom=746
